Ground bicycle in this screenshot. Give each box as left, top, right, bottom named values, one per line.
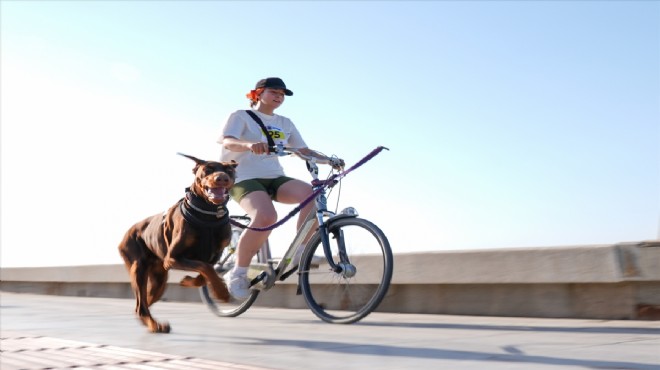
left=200, top=145, right=393, bottom=324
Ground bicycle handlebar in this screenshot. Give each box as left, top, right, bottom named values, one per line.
left=230, top=145, right=389, bottom=232
left=268, top=144, right=345, bottom=169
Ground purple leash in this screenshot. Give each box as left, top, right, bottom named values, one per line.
left=230, top=146, right=389, bottom=231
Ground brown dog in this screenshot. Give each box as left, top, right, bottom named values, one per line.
left=118, top=154, right=237, bottom=333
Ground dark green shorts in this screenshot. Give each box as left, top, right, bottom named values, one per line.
left=229, top=176, right=295, bottom=203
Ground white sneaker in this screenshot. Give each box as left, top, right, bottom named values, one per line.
left=224, top=270, right=251, bottom=300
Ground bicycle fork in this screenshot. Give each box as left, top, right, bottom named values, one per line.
left=314, top=203, right=358, bottom=278
left=318, top=216, right=357, bottom=277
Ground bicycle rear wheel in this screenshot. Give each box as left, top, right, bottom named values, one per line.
left=200, top=225, right=260, bottom=317
left=199, top=275, right=259, bottom=317
left=299, top=217, right=393, bottom=324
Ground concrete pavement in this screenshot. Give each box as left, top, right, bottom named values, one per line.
left=1, top=292, right=659, bottom=370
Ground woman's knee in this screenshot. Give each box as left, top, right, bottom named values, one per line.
left=252, top=209, right=278, bottom=226
left=239, top=192, right=278, bottom=225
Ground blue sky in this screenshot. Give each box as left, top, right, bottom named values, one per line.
left=1, top=1, right=658, bottom=267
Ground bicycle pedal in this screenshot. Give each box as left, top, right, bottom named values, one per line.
left=249, top=272, right=266, bottom=289
left=250, top=270, right=276, bottom=290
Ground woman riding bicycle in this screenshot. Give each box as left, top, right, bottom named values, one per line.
left=218, top=77, right=343, bottom=299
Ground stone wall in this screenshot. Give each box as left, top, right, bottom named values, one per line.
left=2, top=241, right=659, bottom=320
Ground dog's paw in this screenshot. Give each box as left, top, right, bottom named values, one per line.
left=162, top=257, right=175, bottom=270
left=149, top=321, right=171, bottom=334
left=180, top=275, right=204, bottom=287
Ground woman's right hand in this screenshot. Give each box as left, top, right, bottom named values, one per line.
left=249, top=142, right=270, bottom=154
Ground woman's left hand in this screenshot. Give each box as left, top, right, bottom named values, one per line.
left=329, top=157, right=345, bottom=170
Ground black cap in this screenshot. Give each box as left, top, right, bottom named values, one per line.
left=255, top=77, right=293, bottom=96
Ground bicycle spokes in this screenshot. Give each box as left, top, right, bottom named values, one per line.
left=299, top=217, right=393, bottom=324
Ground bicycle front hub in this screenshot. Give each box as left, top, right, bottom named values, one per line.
left=337, top=262, right=357, bottom=278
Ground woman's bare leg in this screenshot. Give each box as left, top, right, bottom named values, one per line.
left=276, top=179, right=316, bottom=243
left=235, top=191, right=277, bottom=267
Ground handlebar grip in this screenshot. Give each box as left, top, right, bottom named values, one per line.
left=269, top=144, right=296, bottom=157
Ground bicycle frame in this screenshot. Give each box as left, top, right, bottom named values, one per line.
left=249, top=144, right=356, bottom=290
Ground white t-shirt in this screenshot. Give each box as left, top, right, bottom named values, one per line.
left=219, top=109, right=307, bottom=183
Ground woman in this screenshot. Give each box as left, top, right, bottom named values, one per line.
left=218, top=77, right=342, bottom=299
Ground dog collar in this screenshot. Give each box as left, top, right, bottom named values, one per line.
left=184, top=189, right=228, bottom=217
left=180, top=189, right=230, bottom=228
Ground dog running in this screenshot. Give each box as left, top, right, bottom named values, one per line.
left=118, top=154, right=237, bottom=333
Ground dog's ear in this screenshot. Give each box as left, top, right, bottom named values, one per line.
left=177, top=153, right=207, bottom=174
left=228, top=160, right=238, bottom=168
left=176, top=153, right=206, bottom=166
left=177, top=153, right=205, bottom=164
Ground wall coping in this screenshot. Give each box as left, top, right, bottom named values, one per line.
left=1, top=241, right=658, bottom=285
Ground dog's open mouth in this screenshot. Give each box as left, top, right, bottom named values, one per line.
left=205, top=187, right=229, bottom=204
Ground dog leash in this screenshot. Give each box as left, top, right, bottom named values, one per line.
left=230, top=146, right=389, bottom=232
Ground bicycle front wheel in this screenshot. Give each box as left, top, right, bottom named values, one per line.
left=299, top=217, right=393, bottom=324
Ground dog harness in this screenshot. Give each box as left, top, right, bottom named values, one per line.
left=179, top=188, right=230, bottom=228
